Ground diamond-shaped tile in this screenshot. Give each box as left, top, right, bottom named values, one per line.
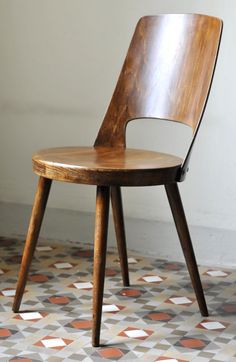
left=16, top=312, right=46, bottom=321
left=72, top=282, right=93, bottom=290
left=205, top=270, right=230, bottom=277
left=35, top=336, right=73, bottom=349
left=52, top=262, right=74, bottom=269
left=140, top=274, right=164, bottom=283
left=102, top=304, right=124, bottom=313
left=166, top=296, right=194, bottom=306
left=196, top=319, right=228, bottom=331
left=1, top=288, right=16, bottom=297
left=119, top=327, right=153, bottom=340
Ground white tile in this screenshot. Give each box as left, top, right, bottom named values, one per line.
left=73, top=282, right=93, bottom=289
left=142, top=275, right=163, bottom=283
left=207, top=270, right=228, bottom=277
left=125, top=329, right=148, bottom=338
left=0, top=269, right=4, bottom=274
left=20, top=312, right=43, bottom=320
left=36, top=246, right=53, bottom=251
left=102, top=304, right=120, bottom=312
left=160, top=359, right=178, bottom=362
left=201, top=321, right=226, bottom=330
left=42, top=338, right=66, bottom=348
left=2, top=289, right=16, bottom=297
left=128, top=258, right=138, bottom=264
left=169, top=297, right=192, bottom=305
left=54, top=262, right=73, bottom=269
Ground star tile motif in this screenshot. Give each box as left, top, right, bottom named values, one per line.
left=0, top=288, right=16, bottom=297
left=15, top=312, right=47, bottom=321
left=196, top=319, right=228, bottom=331
left=205, top=270, right=230, bottom=277
left=51, top=261, right=75, bottom=269
left=166, top=296, right=195, bottom=306
left=119, top=327, right=153, bottom=340
left=71, top=281, right=93, bottom=290
left=102, top=304, right=125, bottom=313
left=35, top=336, right=73, bottom=350
left=1, top=236, right=236, bottom=360
left=139, top=274, right=165, bottom=283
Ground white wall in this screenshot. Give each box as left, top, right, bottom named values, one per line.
left=0, top=1, right=235, bottom=234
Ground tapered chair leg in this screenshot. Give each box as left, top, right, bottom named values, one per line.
left=111, top=186, right=130, bottom=287
left=165, top=182, right=208, bottom=317
left=92, top=186, right=110, bottom=347
left=12, top=176, right=52, bottom=313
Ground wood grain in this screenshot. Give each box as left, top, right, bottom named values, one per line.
left=95, top=14, right=222, bottom=149
left=13, top=177, right=52, bottom=312
left=33, top=146, right=182, bottom=186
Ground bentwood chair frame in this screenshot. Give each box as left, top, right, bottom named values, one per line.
left=13, top=14, right=222, bottom=347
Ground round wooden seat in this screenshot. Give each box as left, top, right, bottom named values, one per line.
left=33, top=146, right=182, bottom=186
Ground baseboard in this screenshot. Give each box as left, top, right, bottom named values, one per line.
left=0, top=201, right=235, bottom=268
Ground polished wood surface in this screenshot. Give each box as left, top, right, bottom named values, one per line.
left=33, top=146, right=182, bottom=186
left=13, top=14, right=222, bottom=347
left=111, top=186, right=130, bottom=286
left=95, top=14, right=222, bottom=149
left=165, top=183, right=208, bottom=316
left=92, top=186, right=110, bottom=347
left=13, top=177, right=52, bottom=312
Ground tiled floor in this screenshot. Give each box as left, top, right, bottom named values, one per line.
left=0, top=235, right=236, bottom=361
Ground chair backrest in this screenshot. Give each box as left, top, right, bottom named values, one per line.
left=94, top=14, right=222, bottom=159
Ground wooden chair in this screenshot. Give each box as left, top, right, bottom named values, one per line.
left=13, top=14, right=222, bottom=347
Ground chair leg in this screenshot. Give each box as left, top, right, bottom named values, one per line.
left=12, top=176, right=52, bottom=313
left=165, top=182, right=208, bottom=317
left=92, top=186, right=110, bottom=347
left=111, top=186, right=130, bottom=287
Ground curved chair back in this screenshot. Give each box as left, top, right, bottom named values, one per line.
left=95, top=14, right=222, bottom=166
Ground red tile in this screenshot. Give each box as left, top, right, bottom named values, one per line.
left=105, top=268, right=118, bottom=277
left=162, top=262, right=183, bottom=271
left=70, top=319, right=92, bottom=330
left=179, top=338, right=206, bottom=349
left=49, top=296, right=70, bottom=305
left=98, top=348, right=124, bottom=359
left=119, top=288, right=143, bottom=297
left=147, top=312, right=173, bottom=321
left=74, top=249, right=93, bottom=257
left=0, top=328, right=11, bottom=337
left=222, top=303, right=236, bottom=313
left=28, top=274, right=49, bottom=282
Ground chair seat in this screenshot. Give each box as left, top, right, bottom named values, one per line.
left=33, top=146, right=182, bottom=186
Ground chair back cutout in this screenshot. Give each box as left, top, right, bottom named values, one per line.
left=94, top=14, right=222, bottom=150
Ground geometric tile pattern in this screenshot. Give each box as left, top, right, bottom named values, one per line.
left=1, top=235, right=236, bottom=361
